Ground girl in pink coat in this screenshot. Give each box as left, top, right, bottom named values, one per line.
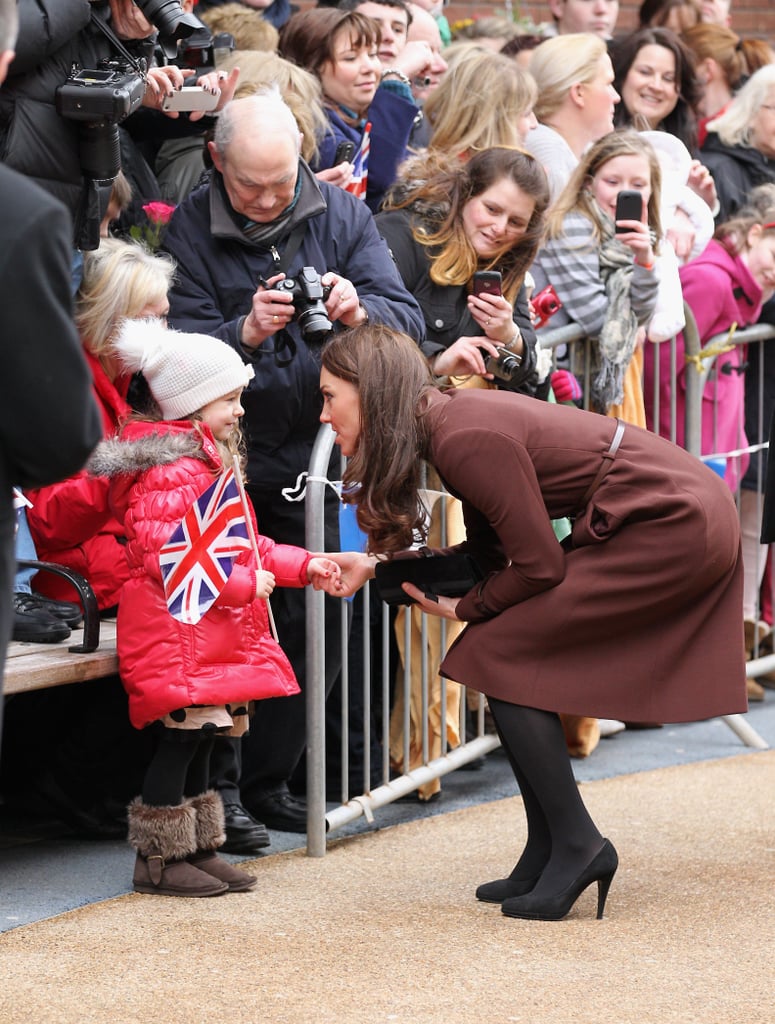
left=644, top=199, right=775, bottom=489
left=90, top=319, right=342, bottom=898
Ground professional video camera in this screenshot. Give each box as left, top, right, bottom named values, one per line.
left=56, top=57, right=147, bottom=182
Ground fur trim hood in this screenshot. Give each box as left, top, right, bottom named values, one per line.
left=87, top=426, right=211, bottom=478
left=383, top=156, right=451, bottom=224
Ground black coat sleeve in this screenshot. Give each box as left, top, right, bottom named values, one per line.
left=0, top=172, right=101, bottom=489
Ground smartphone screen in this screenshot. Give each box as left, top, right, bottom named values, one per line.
left=614, top=190, right=643, bottom=233
left=472, top=271, right=502, bottom=297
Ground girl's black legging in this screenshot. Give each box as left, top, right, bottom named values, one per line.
left=141, top=726, right=216, bottom=807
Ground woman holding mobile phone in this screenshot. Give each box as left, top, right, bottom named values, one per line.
left=377, top=146, right=548, bottom=392
left=279, top=7, right=425, bottom=211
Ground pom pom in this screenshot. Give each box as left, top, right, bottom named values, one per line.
left=113, top=317, right=170, bottom=376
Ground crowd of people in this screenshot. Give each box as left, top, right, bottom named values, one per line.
left=0, top=0, right=770, bottom=916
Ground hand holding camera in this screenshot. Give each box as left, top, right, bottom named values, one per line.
left=245, top=267, right=363, bottom=350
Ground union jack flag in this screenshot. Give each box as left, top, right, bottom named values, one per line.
left=159, top=468, right=252, bottom=625
left=345, top=122, right=371, bottom=201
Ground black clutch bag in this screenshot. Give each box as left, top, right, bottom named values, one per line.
left=374, top=553, right=483, bottom=606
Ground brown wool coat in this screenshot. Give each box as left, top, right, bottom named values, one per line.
left=424, top=389, right=747, bottom=724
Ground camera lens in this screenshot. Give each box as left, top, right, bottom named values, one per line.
left=134, top=0, right=200, bottom=40
left=297, top=309, right=333, bottom=344
left=78, top=124, right=121, bottom=181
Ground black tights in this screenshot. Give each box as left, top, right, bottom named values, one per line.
left=487, top=698, right=604, bottom=895
left=141, top=728, right=216, bottom=807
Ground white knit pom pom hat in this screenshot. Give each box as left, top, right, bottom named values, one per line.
left=114, top=317, right=254, bottom=420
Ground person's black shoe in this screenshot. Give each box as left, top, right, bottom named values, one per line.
left=14, top=591, right=83, bottom=628
left=11, top=600, right=70, bottom=644
left=246, top=791, right=308, bottom=833
left=221, top=802, right=271, bottom=854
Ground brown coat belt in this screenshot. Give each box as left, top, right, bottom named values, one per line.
left=580, top=419, right=625, bottom=507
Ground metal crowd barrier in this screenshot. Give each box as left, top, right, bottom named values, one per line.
left=303, top=313, right=772, bottom=854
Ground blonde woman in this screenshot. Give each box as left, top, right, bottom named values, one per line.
left=524, top=34, right=620, bottom=202
left=701, top=64, right=775, bottom=221
left=26, top=240, right=175, bottom=612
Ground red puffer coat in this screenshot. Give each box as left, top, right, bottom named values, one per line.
left=27, top=351, right=133, bottom=609
left=89, top=419, right=306, bottom=730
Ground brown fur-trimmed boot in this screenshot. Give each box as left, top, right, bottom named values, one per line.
left=187, top=791, right=257, bottom=893
left=127, top=797, right=228, bottom=897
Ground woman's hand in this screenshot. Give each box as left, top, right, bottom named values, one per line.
left=255, top=569, right=276, bottom=599
left=146, top=67, right=240, bottom=121
left=241, top=274, right=296, bottom=348
left=401, top=582, right=461, bottom=620
left=307, top=556, right=342, bottom=594
left=316, top=163, right=354, bottom=190
left=320, top=551, right=376, bottom=598
left=432, top=336, right=501, bottom=379
left=687, top=160, right=718, bottom=211
left=467, top=292, right=516, bottom=346
left=143, top=66, right=188, bottom=112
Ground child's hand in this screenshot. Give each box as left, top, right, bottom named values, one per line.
left=307, top=557, right=342, bottom=595
left=255, top=569, right=276, bottom=599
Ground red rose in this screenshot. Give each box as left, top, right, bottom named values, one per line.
left=142, top=201, right=176, bottom=225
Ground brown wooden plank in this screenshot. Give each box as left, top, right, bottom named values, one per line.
left=3, top=620, right=118, bottom=695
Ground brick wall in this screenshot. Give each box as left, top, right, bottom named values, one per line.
left=442, top=1, right=775, bottom=38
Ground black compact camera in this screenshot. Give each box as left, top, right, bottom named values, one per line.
left=56, top=58, right=147, bottom=181
left=486, top=345, right=523, bottom=383
left=275, top=268, right=334, bottom=344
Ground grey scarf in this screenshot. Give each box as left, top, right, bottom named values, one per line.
left=591, top=214, right=638, bottom=414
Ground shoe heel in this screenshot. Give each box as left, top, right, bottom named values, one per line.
left=596, top=869, right=615, bottom=920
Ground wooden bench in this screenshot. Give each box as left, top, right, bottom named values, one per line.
left=3, top=619, right=118, bottom=695
left=3, top=560, right=115, bottom=697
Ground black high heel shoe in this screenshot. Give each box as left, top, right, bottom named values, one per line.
left=476, top=870, right=542, bottom=904
left=500, top=839, right=618, bottom=921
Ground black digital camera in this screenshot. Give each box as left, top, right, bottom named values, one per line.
left=56, top=58, right=147, bottom=181
left=485, top=345, right=523, bottom=383
left=276, top=268, right=334, bottom=344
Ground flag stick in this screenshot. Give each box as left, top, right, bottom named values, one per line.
left=232, top=454, right=279, bottom=642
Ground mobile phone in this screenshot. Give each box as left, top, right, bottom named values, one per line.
left=472, top=270, right=502, bottom=297
left=614, top=190, right=643, bottom=233
left=161, top=87, right=221, bottom=113
left=333, top=141, right=355, bottom=165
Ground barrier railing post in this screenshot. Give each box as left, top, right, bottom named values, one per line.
left=305, top=423, right=337, bottom=856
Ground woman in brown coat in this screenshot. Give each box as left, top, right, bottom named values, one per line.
left=321, top=324, right=747, bottom=922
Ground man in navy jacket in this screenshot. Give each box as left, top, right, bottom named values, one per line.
left=163, top=91, right=423, bottom=840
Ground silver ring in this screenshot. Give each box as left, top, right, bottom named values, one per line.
left=486, top=318, right=491, bottom=327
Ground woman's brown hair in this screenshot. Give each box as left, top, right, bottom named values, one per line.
left=383, top=147, right=549, bottom=304
left=321, top=324, right=435, bottom=554
left=278, top=8, right=380, bottom=81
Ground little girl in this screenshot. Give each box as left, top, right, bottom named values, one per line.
left=90, top=318, right=343, bottom=898
left=531, top=129, right=673, bottom=427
